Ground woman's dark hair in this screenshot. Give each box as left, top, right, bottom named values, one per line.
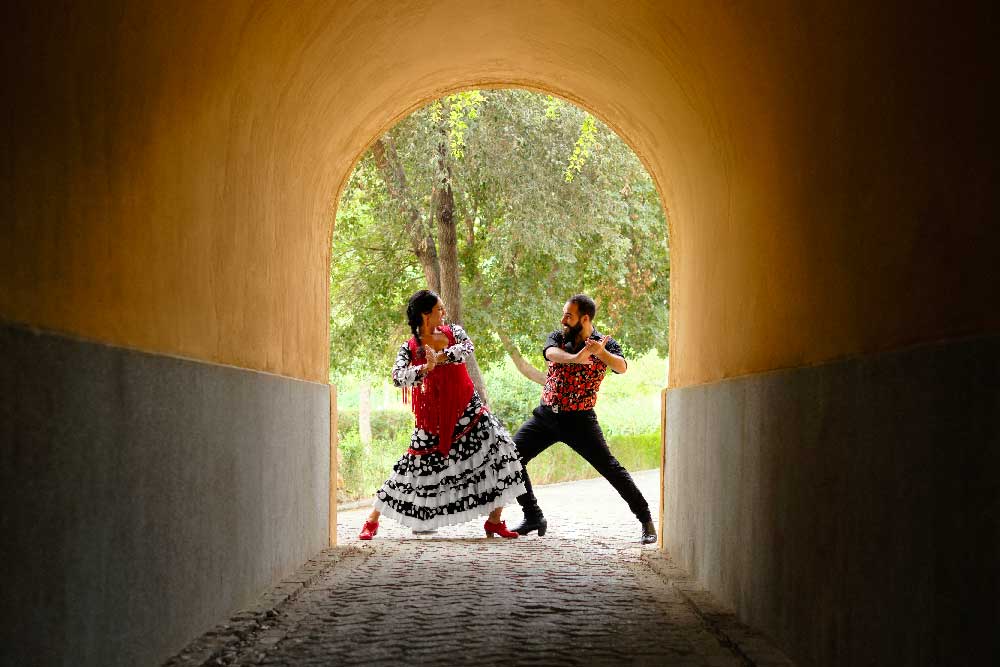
left=406, top=289, right=440, bottom=348
left=568, top=293, right=597, bottom=321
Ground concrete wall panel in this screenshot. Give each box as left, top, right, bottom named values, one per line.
left=0, top=322, right=330, bottom=666
left=664, top=335, right=1000, bottom=665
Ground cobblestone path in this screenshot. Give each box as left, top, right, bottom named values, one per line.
left=167, top=471, right=792, bottom=666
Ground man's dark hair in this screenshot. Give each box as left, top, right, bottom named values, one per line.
left=568, top=294, right=597, bottom=321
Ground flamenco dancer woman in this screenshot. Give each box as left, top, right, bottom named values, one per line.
left=359, top=289, right=527, bottom=540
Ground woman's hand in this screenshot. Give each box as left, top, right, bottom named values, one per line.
left=423, top=344, right=439, bottom=373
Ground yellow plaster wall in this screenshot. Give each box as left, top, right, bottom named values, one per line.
left=1, top=2, right=996, bottom=386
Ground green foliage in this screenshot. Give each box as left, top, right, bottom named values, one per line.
left=337, top=408, right=413, bottom=440
left=329, top=160, right=420, bottom=380
left=338, top=427, right=660, bottom=504
left=527, top=432, right=660, bottom=486
left=337, top=430, right=408, bottom=503
left=481, top=360, right=541, bottom=433
left=564, top=115, right=598, bottom=182
left=336, top=406, right=413, bottom=502
left=334, top=352, right=666, bottom=503
left=594, top=395, right=662, bottom=437
left=330, top=89, right=670, bottom=381
left=481, top=350, right=667, bottom=435
left=543, top=95, right=561, bottom=120
left=447, top=90, right=485, bottom=159
left=591, top=350, right=667, bottom=436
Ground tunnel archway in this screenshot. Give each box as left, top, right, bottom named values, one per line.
left=2, top=3, right=996, bottom=666
left=327, top=85, right=673, bottom=526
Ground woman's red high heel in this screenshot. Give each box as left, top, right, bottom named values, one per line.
left=359, top=520, right=379, bottom=540
left=484, top=519, right=519, bottom=539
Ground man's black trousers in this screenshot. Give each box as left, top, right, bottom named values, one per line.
left=513, top=404, right=652, bottom=523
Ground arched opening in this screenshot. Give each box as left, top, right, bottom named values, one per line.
left=326, top=87, right=671, bottom=533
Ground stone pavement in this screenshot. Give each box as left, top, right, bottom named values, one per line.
left=165, top=470, right=794, bottom=666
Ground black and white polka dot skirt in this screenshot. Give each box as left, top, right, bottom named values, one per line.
left=372, top=393, right=527, bottom=529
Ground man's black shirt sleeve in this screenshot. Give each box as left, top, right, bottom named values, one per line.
left=542, top=331, right=562, bottom=359
left=603, top=336, right=627, bottom=374
left=604, top=336, right=623, bottom=357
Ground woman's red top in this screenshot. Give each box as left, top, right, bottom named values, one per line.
left=407, top=325, right=475, bottom=456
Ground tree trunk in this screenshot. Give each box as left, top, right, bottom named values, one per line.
left=432, top=103, right=491, bottom=404
left=371, top=136, right=441, bottom=293
left=434, top=135, right=462, bottom=323
left=497, top=330, right=547, bottom=385
left=464, top=214, right=475, bottom=246
left=358, top=383, right=372, bottom=447
left=463, top=354, right=491, bottom=406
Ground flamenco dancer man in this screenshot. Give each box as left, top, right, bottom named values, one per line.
left=511, top=294, right=657, bottom=545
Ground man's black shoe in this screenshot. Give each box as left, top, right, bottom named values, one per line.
left=640, top=520, right=657, bottom=545
left=513, top=513, right=548, bottom=536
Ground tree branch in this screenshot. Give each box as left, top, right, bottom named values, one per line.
left=496, top=330, right=546, bottom=385
left=371, top=136, right=441, bottom=293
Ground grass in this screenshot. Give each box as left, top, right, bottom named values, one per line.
left=335, top=351, right=667, bottom=504
left=514, top=432, right=660, bottom=486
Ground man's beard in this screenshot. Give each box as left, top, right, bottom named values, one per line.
left=563, top=322, right=583, bottom=342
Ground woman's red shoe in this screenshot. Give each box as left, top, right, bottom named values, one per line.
left=484, top=519, right=519, bottom=539
left=359, top=520, right=379, bottom=540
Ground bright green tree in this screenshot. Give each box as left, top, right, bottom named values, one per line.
left=330, top=90, right=669, bottom=397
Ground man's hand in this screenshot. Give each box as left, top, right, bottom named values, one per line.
left=584, top=336, right=609, bottom=360
left=572, top=347, right=594, bottom=365
left=584, top=335, right=627, bottom=374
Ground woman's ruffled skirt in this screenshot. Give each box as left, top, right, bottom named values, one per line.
left=373, top=394, right=527, bottom=529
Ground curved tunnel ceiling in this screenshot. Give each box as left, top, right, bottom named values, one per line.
left=1, top=2, right=995, bottom=385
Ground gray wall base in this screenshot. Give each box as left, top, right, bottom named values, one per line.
left=0, top=322, right=330, bottom=666
left=665, top=335, right=1000, bottom=666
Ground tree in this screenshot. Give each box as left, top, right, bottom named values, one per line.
left=329, top=90, right=669, bottom=391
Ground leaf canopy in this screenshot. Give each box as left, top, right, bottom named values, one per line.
left=330, top=90, right=669, bottom=380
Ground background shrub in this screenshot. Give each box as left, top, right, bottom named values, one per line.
left=335, top=352, right=667, bottom=504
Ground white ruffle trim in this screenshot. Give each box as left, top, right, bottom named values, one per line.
left=379, top=459, right=525, bottom=510
left=370, top=407, right=528, bottom=529
left=391, top=419, right=520, bottom=489
left=386, top=447, right=523, bottom=493
left=372, top=480, right=528, bottom=530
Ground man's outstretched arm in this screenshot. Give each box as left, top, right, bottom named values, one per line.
left=544, top=346, right=593, bottom=365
